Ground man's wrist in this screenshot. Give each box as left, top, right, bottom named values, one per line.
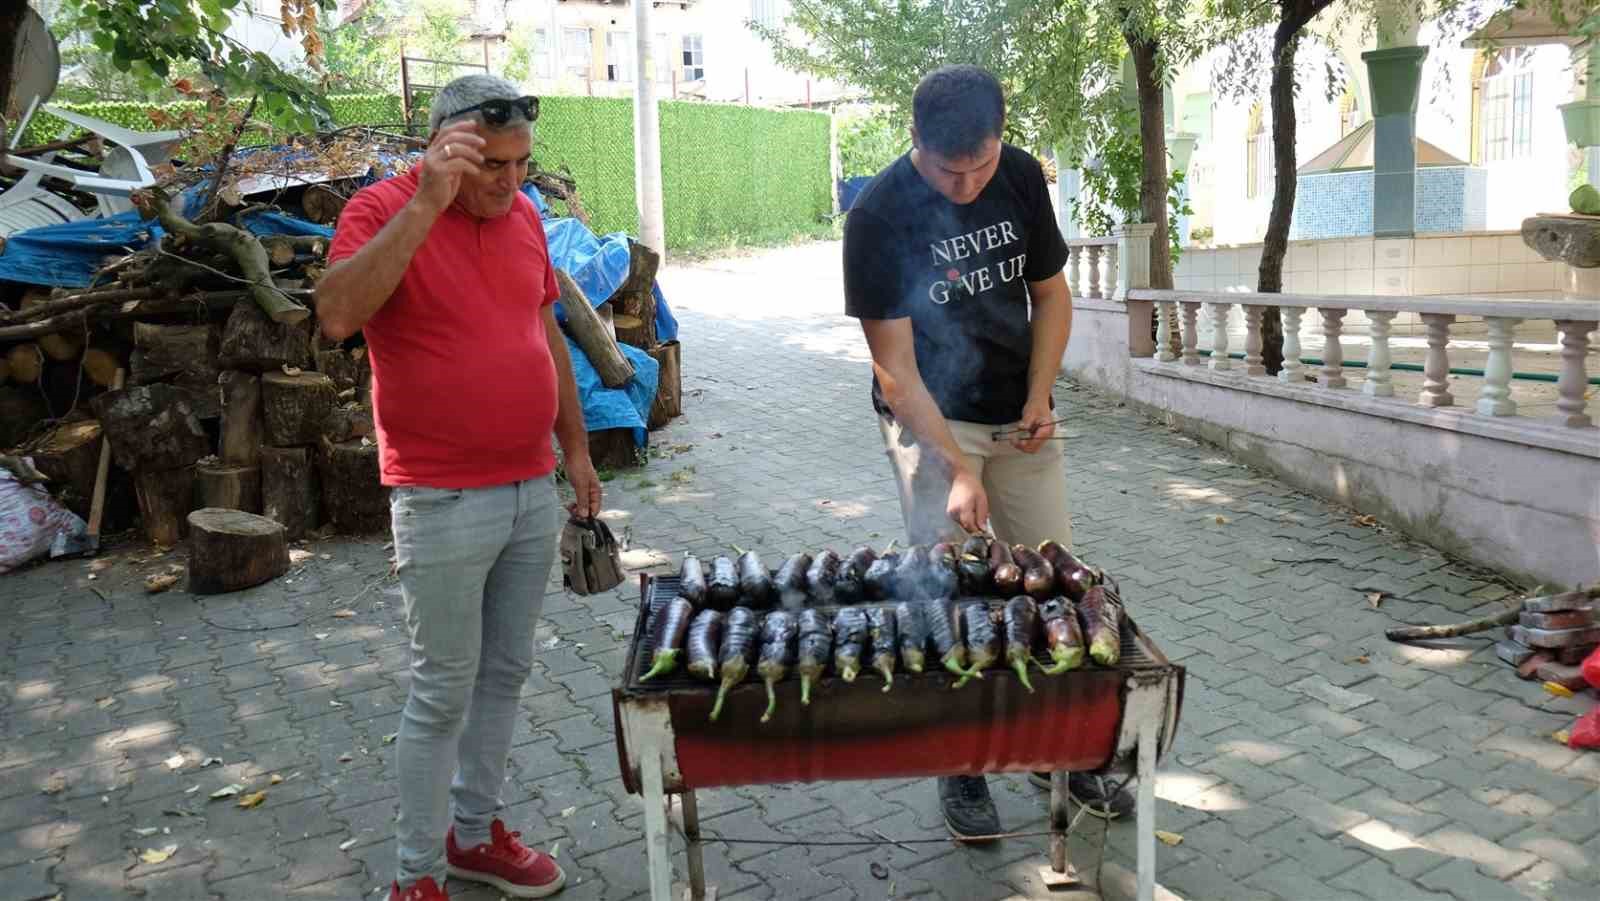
left=403, top=195, right=446, bottom=226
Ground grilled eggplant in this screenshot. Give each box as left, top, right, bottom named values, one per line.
left=710, top=606, right=759, bottom=721
left=924, top=542, right=959, bottom=598
left=774, top=552, right=813, bottom=610
left=1078, top=585, right=1123, bottom=666
left=640, top=596, right=694, bottom=681
left=835, top=545, right=878, bottom=604
left=864, top=551, right=901, bottom=600
left=988, top=542, right=1024, bottom=596
left=1011, top=545, right=1056, bottom=599
left=796, top=608, right=833, bottom=706
left=756, top=610, right=799, bottom=723
left=1039, top=597, right=1085, bottom=674
left=896, top=546, right=931, bottom=599
left=1037, top=540, right=1094, bottom=602
left=894, top=600, right=929, bottom=673
left=924, top=597, right=968, bottom=678
left=1002, top=596, right=1040, bottom=692
left=707, top=556, right=740, bottom=610
left=678, top=555, right=707, bottom=607
left=954, top=601, right=1000, bottom=688
left=736, top=550, right=773, bottom=607
left=806, top=550, right=843, bottom=606
left=868, top=606, right=898, bottom=691
left=685, top=609, right=724, bottom=681
left=956, top=536, right=991, bottom=595
left=831, top=606, right=869, bottom=682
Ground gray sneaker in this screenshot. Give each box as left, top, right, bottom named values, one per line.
left=937, top=775, right=1001, bottom=841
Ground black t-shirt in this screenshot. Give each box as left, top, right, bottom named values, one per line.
left=842, top=143, right=1069, bottom=426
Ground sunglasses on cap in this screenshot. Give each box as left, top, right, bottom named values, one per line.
left=443, top=95, right=540, bottom=126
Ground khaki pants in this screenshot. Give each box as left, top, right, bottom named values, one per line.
left=878, top=414, right=1073, bottom=550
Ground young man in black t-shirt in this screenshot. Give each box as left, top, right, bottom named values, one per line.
left=842, top=65, right=1133, bottom=839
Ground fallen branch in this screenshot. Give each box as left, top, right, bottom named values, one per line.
left=132, top=188, right=309, bottom=325
left=0, top=288, right=309, bottom=341
left=1385, top=585, right=1600, bottom=643
left=0, top=287, right=150, bottom=325
left=200, top=93, right=259, bottom=222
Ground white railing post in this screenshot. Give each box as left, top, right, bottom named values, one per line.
left=1105, top=244, right=1121, bottom=300
left=1320, top=308, right=1347, bottom=388
left=1067, top=247, right=1083, bottom=297
left=1156, top=302, right=1177, bottom=362
left=1181, top=302, right=1201, bottom=366
left=1364, top=310, right=1397, bottom=397
left=1113, top=223, right=1156, bottom=302
left=1279, top=306, right=1305, bottom=385
left=1243, top=305, right=1266, bottom=376
left=1208, top=302, right=1232, bottom=371
left=1476, top=317, right=1522, bottom=416
left=1420, top=313, right=1456, bottom=407
left=1087, top=246, right=1103, bottom=299
left=1556, top=319, right=1595, bottom=427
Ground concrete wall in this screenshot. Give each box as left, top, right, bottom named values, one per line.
left=1062, top=300, right=1600, bottom=590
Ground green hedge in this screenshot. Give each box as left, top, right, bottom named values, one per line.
left=20, top=94, right=832, bottom=249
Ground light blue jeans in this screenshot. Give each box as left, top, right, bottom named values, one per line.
left=389, top=477, right=561, bottom=889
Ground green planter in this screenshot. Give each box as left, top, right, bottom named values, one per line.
left=1560, top=99, right=1600, bottom=149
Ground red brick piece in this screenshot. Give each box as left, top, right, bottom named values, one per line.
left=1520, top=610, right=1597, bottom=630
left=1534, top=661, right=1591, bottom=692
left=1556, top=644, right=1598, bottom=666
left=1518, top=652, right=1554, bottom=680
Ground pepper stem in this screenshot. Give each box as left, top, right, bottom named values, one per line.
left=1012, top=658, right=1036, bottom=693
left=760, top=679, right=777, bottom=723
left=801, top=675, right=812, bottom=706
left=639, top=650, right=677, bottom=683
left=709, top=680, right=731, bottom=721
left=944, top=656, right=974, bottom=685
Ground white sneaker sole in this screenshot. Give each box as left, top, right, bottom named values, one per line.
left=447, top=863, right=566, bottom=898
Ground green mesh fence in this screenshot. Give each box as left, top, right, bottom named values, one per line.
left=19, top=94, right=832, bottom=250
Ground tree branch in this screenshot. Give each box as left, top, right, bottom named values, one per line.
left=200, top=93, right=260, bottom=223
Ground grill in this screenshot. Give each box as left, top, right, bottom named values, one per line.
left=610, top=572, right=1187, bottom=901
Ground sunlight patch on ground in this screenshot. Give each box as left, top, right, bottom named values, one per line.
left=817, top=499, right=873, bottom=521
left=783, top=326, right=873, bottom=363
left=1162, top=482, right=1237, bottom=504
left=621, top=547, right=672, bottom=570
left=16, top=680, right=55, bottom=703
left=1392, top=645, right=1478, bottom=667
left=1347, top=819, right=1421, bottom=852
left=108, top=720, right=180, bottom=750
left=1155, top=772, right=1229, bottom=808
left=1213, top=739, right=1296, bottom=765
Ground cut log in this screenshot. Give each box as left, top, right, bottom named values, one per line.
left=194, top=460, right=261, bottom=513
left=261, top=371, right=338, bottom=446
left=260, top=446, right=320, bottom=539
left=647, top=340, right=681, bottom=429
left=130, top=323, right=219, bottom=387
left=6, top=343, right=42, bottom=384
left=322, top=403, right=375, bottom=443
left=21, top=419, right=114, bottom=523
left=316, top=439, right=389, bottom=535
left=134, top=465, right=196, bottom=546
left=0, top=386, right=48, bottom=447
left=556, top=268, right=634, bottom=388
left=613, top=313, right=655, bottom=351
left=218, top=300, right=312, bottom=372
left=314, top=346, right=371, bottom=398
left=263, top=234, right=328, bottom=267
left=300, top=185, right=346, bottom=226
left=38, top=331, right=83, bottom=362
left=82, top=347, right=121, bottom=388
left=219, top=371, right=262, bottom=466
left=185, top=508, right=289, bottom=594
left=90, top=384, right=212, bottom=473
left=610, top=240, right=661, bottom=349
left=587, top=428, right=642, bottom=471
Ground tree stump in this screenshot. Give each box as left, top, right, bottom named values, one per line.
left=186, top=508, right=289, bottom=595
left=135, top=465, right=196, bottom=546
left=610, top=240, right=661, bottom=350
left=314, top=346, right=371, bottom=401
left=261, top=446, right=320, bottom=539
left=6, top=343, right=42, bottom=384
left=21, top=419, right=134, bottom=530
left=0, top=387, right=47, bottom=447
left=588, top=428, right=642, bottom=471
left=262, top=372, right=337, bottom=446
left=556, top=268, right=635, bottom=388
left=218, top=300, right=312, bottom=372
left=322, top=403, right=375, bottom=443
left=219, top=371, right=262, bottom=466
left=90, top=384, right=212, bottom=473
left=647, top=341, right=681, bottom=429
left=316, top=439, right=390, bottom=534
left=194, top=460, right=260, bottom=513
left=300, top=186, right=346, bottom=226
left=83, top=347, right=122, bottom=389
left=130, top=323, right=219, bottom=387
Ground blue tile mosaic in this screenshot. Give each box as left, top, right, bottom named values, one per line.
left=1289, top=167, right=1484, bottom=239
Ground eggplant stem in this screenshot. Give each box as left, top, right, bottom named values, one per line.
left=709, top=682, right=731, bottom=721
left=801, top=676, right=812, bottom=706
left=876, top=664, right=894, bottom=692
left=943, top=657, right=972, bottom=683
left=639, top=651, right=677, bottom=683
left=761, top=679, right=777, bottom=723
left=1012, top=659, right=1036, bottom=693
left=841, top=663, right=859, bottom=683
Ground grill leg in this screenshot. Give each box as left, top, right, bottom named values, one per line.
left=1137, top=715, right=1158, bottom=901
left=641, top=750, right=674, bottom=901
left=1037, top=770, right=1079, bottom=888
left=682, top=789, right=712, bottom=901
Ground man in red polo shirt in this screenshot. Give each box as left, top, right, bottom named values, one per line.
left=319, top=74, right=596, bottom=901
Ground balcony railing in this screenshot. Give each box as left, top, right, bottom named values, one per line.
left=1066, top=237, right=1119, bottom=301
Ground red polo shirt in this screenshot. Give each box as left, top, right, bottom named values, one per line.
left=327, top=167, right=561, bottom=489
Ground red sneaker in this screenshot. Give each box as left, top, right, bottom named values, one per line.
left=389, top=876, right=448, bottom=900
left=446, top=819, right=566, bottom=898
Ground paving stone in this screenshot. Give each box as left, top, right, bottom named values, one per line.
left=1416, top=857, right=1533, bottom=901
left=1332, top=857, right=1457, bottom=900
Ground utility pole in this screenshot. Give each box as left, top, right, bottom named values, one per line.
left=633, top=1, right=666, bottom=260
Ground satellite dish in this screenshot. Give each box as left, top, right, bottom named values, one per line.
left=6, top=7, right=61, bottom=123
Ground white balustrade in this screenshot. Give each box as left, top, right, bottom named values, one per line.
left=1180, top=302, right=1201, bottom=366
left=1243, top=305, right=1265, bottom=376
left=1208, top=302, right=1232, bottom=371
left=1087, top=246, right=1103, bottom=299
left=1319, top=308, right=1347, bottom=389
left=1419, top=313, right=1455, bottom=407
left=1104, top=245, right=1120, bottom=299
left=1556, top=320, right=1595, bottom=428
left=1279, top=306, right=1305, bottom=385
left=1156, top=301, right=1177, bottom=362
left=1476, top=317, right=1521, bottom=416
left=1363, top=310, right=1396, bottom=398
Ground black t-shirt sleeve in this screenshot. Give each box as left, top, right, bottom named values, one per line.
left=842, top=208, right=907, bottom=320
left=1020, top=152, right=1070, bottom=283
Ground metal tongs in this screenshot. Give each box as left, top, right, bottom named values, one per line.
left=989, top=417, right=1074, bottom=441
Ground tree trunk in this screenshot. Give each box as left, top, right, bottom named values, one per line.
left=0, top=4, right=27, bottom=143
left=135, top=465, right=196, bottom=547
left=194, top=461, right=261, bottom=513
left=557, top=268, right=635, bottom=388
left=314, top=346, right=371, bottom=400
left=1258, top=20, right=1309, bottom=375
left=90, top=384, right=212, bottom=473
left=316, top=439, right=390, bottom=534
left=1126, top=31, right=1173, bottom=292
left=186, top=508, right=289, bottom=594
left=218, top=300, right=313, bottom=372
left=261, top=371, right=338, bottom=446
left=648, top=340, right=682, bottom=429
left=261, top=446, right=320, bottom=539
left=321, top=403, right=375, bottom=443
left=610, top=240, right=661, bottom=349
left=131, top=323, right=220, bottom=387
left=219, top=371, right=262, bottom=466
left=22, top=419, right=134, bottom=530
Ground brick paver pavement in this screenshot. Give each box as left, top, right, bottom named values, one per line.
left=2, top=241, right=1595, bottom=900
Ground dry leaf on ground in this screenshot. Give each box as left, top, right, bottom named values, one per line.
left=1156, top=830, right=1184, bottom=846
left=270, top=774, right=284, bottom=785
left=1553, top=729, right=1572, bottom=745
left=332, top=609, right=356, bottom=618
left=139, top=844, right=178, bottom=864
left=1544, top=681, right=1575, bottom=699
left=164, top=753, right=186, bottom=771
left=210, top=783, right=244, bottom=800
left=132, top=827, right=159, bottom=837
left=145, top=571, right=181, bottom=594
left=42, top=773, right=67, bottom=795
left=339, top=838, right=358, bottom=851
left=236, top=791, right=267, bottom=809
left=1366, top=591, right=1386, bottom=609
